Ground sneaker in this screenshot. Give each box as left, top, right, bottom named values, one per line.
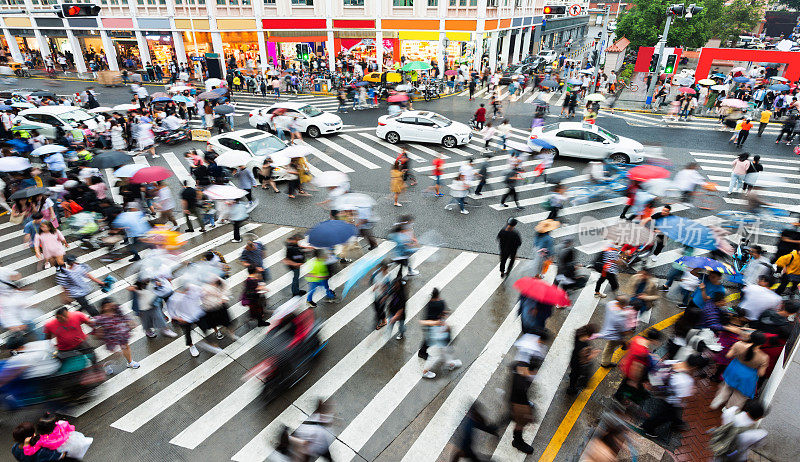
left=298, top=290, right=307, bottom=295
left=216, top=331, right=225, bottom=340
left=594, top=292, right=607, bottom=298
left=659, top=285, right=669, bottom=292
left=146, top=329, right=157, bottom=338
left=500, top=203, right=508, bottom=208
left=515, top=206, right=524, bottom=210
left=422, top=371, right=436, bottom=379
left=161, top=328, right=178, bottom=338
left=231, top=239, right=242, bottom=243
left=104, top=365, right=115, bottom=375
left=395, top=332, right=404, bottom=340
left=460, top=209, right=469, bottom=215
left=308, top=300, right=317, bottom=307
left=325, top=296, right=340, bottom=303
left=447, top=360, right=463, bottom=370
left=127, top=361, right=140, bottom=369
left=189, top=345, right=199, bottom=357
left=407, top=268, right=419, bottom=276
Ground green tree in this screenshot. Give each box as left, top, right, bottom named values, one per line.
left=615, top=0, right=762, bottom=51
left=777, top=0, right=800, bottom=10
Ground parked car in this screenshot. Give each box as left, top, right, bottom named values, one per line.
left=206, top=129, right=296, bottom=181
left=14, top=107, right=103, bottom=139
left=537, top=49, right=558, bottom=64
left=528, top=122, right=645, bottom=163
left=376, top=110, right=471, bottom=148
left=248, top=102, right=342, bottom=138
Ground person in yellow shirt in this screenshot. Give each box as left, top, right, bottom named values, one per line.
left=776, top=248, right=800, bottom=296
left=305, top=249, right=337, bottom=307
left=758, top=108, right=772, bottom=137
left=728, top=118, right=744, bottom=143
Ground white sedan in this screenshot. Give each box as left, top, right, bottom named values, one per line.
left=528, top=122, right=645, bottom=164
left=15, top=106, right=103, bottom=139
left=248, top=102, right=342, bottom=138
left=376, top=111, right=471, bottom=148
left=206, top=129, right=296, bottom=181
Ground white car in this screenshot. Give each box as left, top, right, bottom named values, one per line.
left=206, top=129, right=295, bottom=181
left=529, top=122, right=645, bottom=163
left=15, top=107, right=103, bottom=139
left=248, top=102, right=342, bottom=138
left=537, top=49, right=558, bottom=64
left=376, top=110, right=471, bottom=148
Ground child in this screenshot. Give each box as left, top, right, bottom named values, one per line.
left=12, top=422, right=62, bottom=462
left=27, top=413, right=93, bottom=460
left=200, top=198, right=216, bottom=228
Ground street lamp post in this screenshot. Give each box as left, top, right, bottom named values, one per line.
left=592, top=5, right=610, bottom=93
left=644, top=3, right=703, bottom=108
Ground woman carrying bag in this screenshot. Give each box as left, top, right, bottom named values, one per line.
left=710, top=332, right=768, bottom=410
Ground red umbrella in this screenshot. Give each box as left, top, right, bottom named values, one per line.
left=513, top=277, right=570, bottom=306
left=444, top=69, right=458, bottom=76
left=679, top=87, right=696, bottom=94
left=628, top=165, right=670, bottom=182
left=130, top=166, right=173, bottom=184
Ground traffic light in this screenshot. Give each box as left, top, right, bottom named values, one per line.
left=667, top=4, right=685, bottom=16
left=543, top=5, right=566, bottom=14
left=686, top=3, right=703, bottom=18
left=295, top=44, right=310, bottom=63
left=56, top=3, right=101, bottom=17
left=649, top=53, right=660, bottom=72
left=663, top=54, right=677, bottom=74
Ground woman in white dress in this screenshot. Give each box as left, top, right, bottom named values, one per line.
left=110, top=120, right=126, bottom=151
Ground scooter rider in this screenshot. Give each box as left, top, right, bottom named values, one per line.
left=0, top=333, right=61, bottom=392
left=161, top=113, right=186, bottom=131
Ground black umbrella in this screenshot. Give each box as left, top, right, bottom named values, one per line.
left=8, top=186, right=49, bottom=200
left=545, top=170, right=575, bottom=184
left=89, top=150, right=133, bottom=169
left=30, top=90, right=55, bottom=98
left=213, top=105, right=235, bottom=115
left=211, top=87, right=229, bottom=96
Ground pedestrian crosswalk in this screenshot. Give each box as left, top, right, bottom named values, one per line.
left=0, top=211, right=620, bottom=461
left=606, top=110, right=789, bottom=137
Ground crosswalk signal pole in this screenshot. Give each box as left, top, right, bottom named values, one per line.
left=591, top=6, right=610, bottom=94
left=644, top=9, right=674, bottom=108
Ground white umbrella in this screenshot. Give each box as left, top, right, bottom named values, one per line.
left=88, top=107, right=113, bottom=113
left=281, top=145, right=311, bottom=159
left=204, top=78, right=223, bottom=91
left=746, top=171, right=786, bottom=187
left=769, top=76, right=789, bottom=82
left=710, top=84, right=727, bottom=91
left=204, top=184, right=248, bottom=200
left=168, top=85, right=193, bottom=93
left=214, top=150, right=251, bottom=168
left=776, top=39, right=794, bottom=52
left=31, top=144, right=67, bottom=156
left=113, top=163, right=147, bottom=178
left=0, top=156, right=31, bottom=172
left=506, top=140, right=533, bottom=153
left=579, top=69, right=594, bottom=75
left=269, top=152, right=291, bottom=167
left=312, top=171, right=349, bottom=188
left=11, top=102, right=34, bottom=109
left=113, top=103, right=139, bottom=111
left=335, top=193, right=376, bottom=210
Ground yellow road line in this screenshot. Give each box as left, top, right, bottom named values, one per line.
left=537, top=312, right=682, bottom=462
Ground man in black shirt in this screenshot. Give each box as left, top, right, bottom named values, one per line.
left=418, top=287, right=447, bottom=360
left=640, top=204, right=671, bottom=262
left=508, top=332, right=548, bottom=454
left=773, top=221, right=800, bottom=263
left=180, top=180, right=205, bottom=233
left=497, top=218, right=522, bottom=278
left=282, top=234, right=307, bottom=296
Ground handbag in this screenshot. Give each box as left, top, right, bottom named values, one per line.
left=9, top=210, right=23, bottom=225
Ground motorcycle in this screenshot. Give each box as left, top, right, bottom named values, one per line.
left=0, top=350, right=105, bottom=410
left=245, top=306, right=326, bottom=403
left=153, top=124, right=191, bottom=145
left=419, top=81, right=441, bottom=101
left=212, top=116, right=231, bottom=134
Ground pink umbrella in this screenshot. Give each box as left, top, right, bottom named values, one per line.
left=628, top=165, right=670, bottom=182
left=720, top=98, right=748, bottom=109
left=130, top=166, right=173, bottom=184
left=444, top=69, right=458, bottom=76
left=387, top=94, right=409, bottom=102
left=679, top=87, right=696, bottom=94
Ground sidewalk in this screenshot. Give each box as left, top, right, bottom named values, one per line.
left=608, top=72, right=652, bottom=112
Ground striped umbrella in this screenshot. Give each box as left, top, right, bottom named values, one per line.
left=675, top=256, right=737, bottom=275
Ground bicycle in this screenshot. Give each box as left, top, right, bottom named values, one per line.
left=617, top=78, right=639, bottom=92
left=717, top=206, right=792, bottom=237
left=661, top=182, right=725, bottom=211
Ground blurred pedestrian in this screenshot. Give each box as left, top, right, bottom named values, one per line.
left=305, top=249, right=337, bottom=307
left=497, top=218, right=522, bottom=278
left=390, top=161, right=405, bottom=207
left=710, top=332, right=768, bottom=410
left=282, top=234, right=307, bottom=297
left=385, top=276, right=406, bottom=340
left=241, top=265, right=269, bottom=327
left=94, top=298, right=139, bottom=372
left=567, top=323, right=599, bottom=395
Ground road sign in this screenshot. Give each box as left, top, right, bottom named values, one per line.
left=568, top=4, right=581, bottom=16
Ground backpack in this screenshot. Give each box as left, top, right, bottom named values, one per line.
left=592, top=251, right=605, bottom=272
left=709, top=421, right=754, bottom=459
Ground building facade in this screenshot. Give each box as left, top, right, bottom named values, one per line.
left=0, top=0, right=588, bottom=76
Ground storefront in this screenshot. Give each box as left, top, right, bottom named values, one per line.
left=108, top=30, right=139, bottom=66
left=220, top=31, right=260, bottom=71
left=400, top=39, right=437, bottom=63
left=444, top=33, right=475, bottom=68
left=265, top=33, right=328, bottom=68
left=182, top=31, right=212, bottom=60
left=143, top=32, right=176, bottom=66
left=338, top=37, right=397, bottom=66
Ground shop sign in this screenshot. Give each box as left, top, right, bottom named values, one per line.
left=108, top=30, right=135, bottom=39
left=191, top=129, right=211, bottom=141
left=145, top=35, right=173, bottom=44
left=205, top=53, right=220, bottom=59
left=191, top=56, right=205, bottom=61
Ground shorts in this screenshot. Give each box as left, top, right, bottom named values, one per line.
left=434, top=175, right=441, bottom=186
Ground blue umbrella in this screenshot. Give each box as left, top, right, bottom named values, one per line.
left=733, top=76, right=751, bottom=83
left=151, top=96, right=172, bottom=102
left=307, top=220, right=357, bottom=248
left=674, top=256, right=737, bottom=275
left=528, top=137, right=555, bottom=149
left=356, top=81, right=371, bottom=87
left=654, top=215, right=718, bottom=250
left=712, top=73, right=725, bottom=77
left=770, top=83, right=790, bottom=92
left=211, top=87, right=229, bottom=96
left=0, top=104, right=13, bottom=111
left=541, top=79, right=559, bottom=88
left=342, top=253, right=384, bottom=297
left=172, top=94, right=192, bottom=103
left=567, top=78, right=583, bottom=86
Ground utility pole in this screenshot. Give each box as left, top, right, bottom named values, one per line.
left=644, top=3, right=702, bottom=108
left=592, top=6, right=610, bottom=93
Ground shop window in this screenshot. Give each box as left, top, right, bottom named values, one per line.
left=393, top=0, right=412, bottom=5
left=264, top=0, right=275, bottom=4
left=459, top=0, right=465, bottom=5
left=229, top=0, right=238, bottom=4
left=291, top=0, right=313, bottom=4
left=344, top=0, right=364, bottom=5
left=448, top=0, right=454, bottom=4
left=427, top=0, right=436, bottom=5
left=469, top=0, right=476, bottom=5
left=216, top=0, right=224, bottom=3
left=242, top=0, right=250, bottom=4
